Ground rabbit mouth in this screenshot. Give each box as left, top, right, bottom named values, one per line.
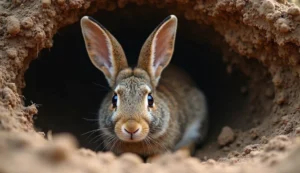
left=114, top=119, right=149, bottom=142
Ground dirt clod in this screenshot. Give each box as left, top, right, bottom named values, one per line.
left=6, top=16, right=21, bottom=36
left=6, top=48, right=18, bottom=59
left=21, top=17, right=34, bottom=29
left=218, top=126, right=235, bottom=146
left=288, top=7, right=300, bottom=15
left=42, top=0, right=52, bottom=8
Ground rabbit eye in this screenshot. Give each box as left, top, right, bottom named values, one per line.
left=148, top=94, right=154, bottom=107
left=112, top=93, right=118, bottom=108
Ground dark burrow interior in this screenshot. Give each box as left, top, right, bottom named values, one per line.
left=23, top=5, right=272, bottom=159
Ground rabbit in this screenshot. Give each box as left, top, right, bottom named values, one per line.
left=80, top=14, right=208, bottom=162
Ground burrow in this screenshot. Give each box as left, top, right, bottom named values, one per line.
left=1, top=0, right=300, bottom=162
left=25, top=5, right=276, bottom=159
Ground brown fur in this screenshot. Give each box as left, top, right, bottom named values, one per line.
left=80, top=15, right=208, bottom=158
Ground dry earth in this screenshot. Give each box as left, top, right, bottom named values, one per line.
left=1, top=0, right=300, bottom=172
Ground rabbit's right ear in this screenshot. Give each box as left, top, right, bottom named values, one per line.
left=137, top=15, right=178, bottom=87
left=80, top=16, right=128, bottom=87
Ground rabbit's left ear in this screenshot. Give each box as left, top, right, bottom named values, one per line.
left=137, top=15, right=178, bottom=86
left=80, top=16, right=128, bottom=87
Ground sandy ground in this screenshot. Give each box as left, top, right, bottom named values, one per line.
left=1, top=0, right=300, bottom=172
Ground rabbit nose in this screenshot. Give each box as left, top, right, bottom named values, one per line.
left=123, top=120, right=140, bottom=135
left=124, top=128, right=139, bottom=134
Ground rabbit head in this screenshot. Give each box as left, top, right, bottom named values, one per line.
left=80, top=15, right=177, bottom=145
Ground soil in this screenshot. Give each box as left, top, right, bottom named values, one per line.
left=1, top=0, right=300, bottom=172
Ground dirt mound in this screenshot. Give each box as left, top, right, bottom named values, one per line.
left=1, top=0, right=300, bottom=172
left=1, top=131, right=300, bottom=173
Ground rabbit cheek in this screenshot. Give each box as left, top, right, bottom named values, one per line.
left=148, top=108, right=170, bottom=138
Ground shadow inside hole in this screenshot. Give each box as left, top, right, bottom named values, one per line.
left=23, top=5, right=255, bottom=158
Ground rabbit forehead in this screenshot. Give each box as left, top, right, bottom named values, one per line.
left=115, top=68, right=153, bottom=88
left=114, top=77, right=151, bottom=95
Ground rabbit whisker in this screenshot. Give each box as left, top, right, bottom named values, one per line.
left=95, top=134, right=112, bottom=151
left=100, top=135, right=116, bottom=151
left=88, top=130, right=110, bottom=144
left=92, top=82, right=112, bottom=91
left=82, top=117, right=99, bottom=121
left=81, top=128, right=102, bottom=136
left=148, top=135, right=168, bottom=152
left=109, top=137, right=119, bottom=152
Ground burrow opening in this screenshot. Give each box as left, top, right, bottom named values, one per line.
left=23, top=5, right=273, bottom=159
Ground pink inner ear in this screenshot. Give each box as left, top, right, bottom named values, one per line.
left=153, top=21, right=175, bottom=69
left=85, top=22, right=112, bottom=68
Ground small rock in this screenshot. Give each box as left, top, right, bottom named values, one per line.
left=21, top=17, right=34, bottom=29
left=6, top=48, right=18, bottom=59
left=261, top=1, right=275, bottom=14
left=206, top=159, right=216, bottom=165
left=6, top=16, right=21, bottom=36
left=35, top=30, right=46, bottom=41
left=288, top=7, right=300, bottom=16
left=274, top=18, right=291, bottom=33
left=218, top=126, right=235, bottom=146
left=279, top=23, right=290, bottom=33
left=42, top=0, right=51, bottom=7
